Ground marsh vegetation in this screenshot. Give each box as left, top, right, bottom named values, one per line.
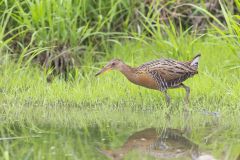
left=0, top=0, right=240, bottom=159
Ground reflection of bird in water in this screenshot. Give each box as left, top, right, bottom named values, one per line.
left=98, top=128, right=215, bottom=160
left=98, top=128, right=158, bottom=160
left=96, top=54, right=200, bottom=105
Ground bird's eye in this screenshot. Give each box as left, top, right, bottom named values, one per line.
left=112, top=62, right=115, bottom=66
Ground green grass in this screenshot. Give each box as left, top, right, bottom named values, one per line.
left=0, top=37, right=240, bottom=159
left=0, top=0, right=240, bottom=159
left=1, top=0, right=239, bottom=67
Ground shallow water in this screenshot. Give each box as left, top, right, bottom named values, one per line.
left=98, top=127, right=197, bottom=159
left=0, top=121, right=239, bottom=160
left=0, top=102, right=239, bottom=160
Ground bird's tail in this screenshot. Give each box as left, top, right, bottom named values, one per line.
left=190, top=53, right=201, bottom=68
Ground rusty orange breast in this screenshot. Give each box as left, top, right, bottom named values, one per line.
left=133, top=73, right=158, bottom=90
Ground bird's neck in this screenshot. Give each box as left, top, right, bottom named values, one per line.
left=119, top=64, right=137, bottom=82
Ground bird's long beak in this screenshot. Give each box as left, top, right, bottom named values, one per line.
left=95, top=66, right=111, bottom=76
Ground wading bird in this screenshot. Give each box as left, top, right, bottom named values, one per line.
left=95, top=54, right=200, bottom=105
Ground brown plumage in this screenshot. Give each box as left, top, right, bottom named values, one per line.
left=95, top=54, right=200, bottom=105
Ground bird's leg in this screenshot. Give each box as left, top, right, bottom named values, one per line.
left=164, top=90, right=170, bottom=106
left=177, top=83, right=191, bottom=119
left=170, top=83, right=190, bottom=104
left=173, top=83, right=191, bottom=134
left=163, top=90, right=172, bottom=121
left=180, top=83, right=190, bottom=104
left=171, top=83, right=190, bottom=113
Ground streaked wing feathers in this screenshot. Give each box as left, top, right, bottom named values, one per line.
left=137, top=59, right=197, bottom=84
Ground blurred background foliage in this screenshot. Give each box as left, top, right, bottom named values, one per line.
left=0, top=0, right=239, bottom=79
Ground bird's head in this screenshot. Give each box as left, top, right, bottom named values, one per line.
left=95, top=59, right=123, bottom=76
